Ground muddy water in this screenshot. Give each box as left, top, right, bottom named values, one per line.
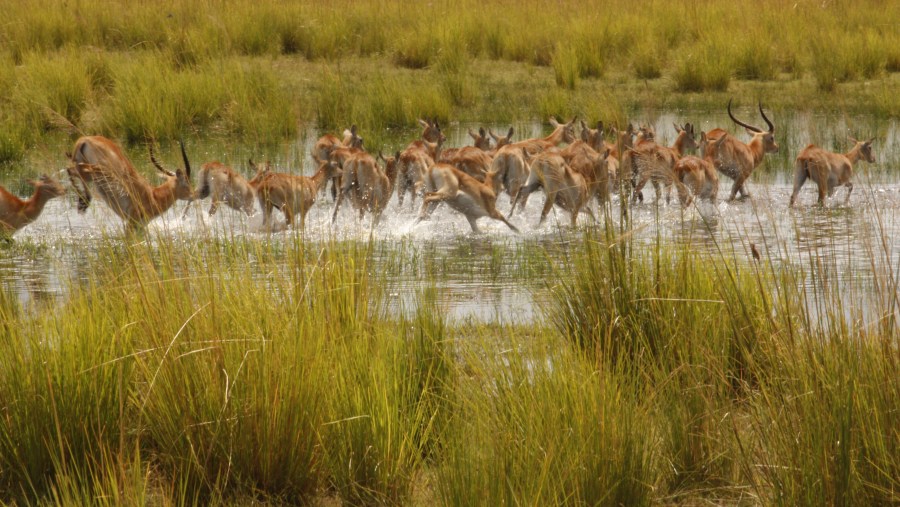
left=2, top=111, right=899, bottom=323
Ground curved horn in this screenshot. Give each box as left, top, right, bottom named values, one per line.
left=758, top=102, right=774, bottom=133
left=727, top=99, right=762, bottom=133
left=149, top=144, right=175, bottom=177
left=179, top=140, right=192, bottom=178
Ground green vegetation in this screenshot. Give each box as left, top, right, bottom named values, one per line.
left=0, top=223, right=897, bottom=505
left=1, top=0, right=899, bottom=163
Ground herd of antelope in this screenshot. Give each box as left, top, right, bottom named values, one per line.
left=0, top=100, right=878, bottom=238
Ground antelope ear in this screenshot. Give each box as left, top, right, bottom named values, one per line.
left=596, top=121, right=603, bottom=133
left=549, top=117, right=561, bottom=128
left=715, top=134, right=728, bottom=147
left=377, top=151, right=386, bottom=163
left=468, top=129, right=478, bottom=141
left=507, top=127, right=514, bottom=140
left=417, top=118, right=429, bottom=128
left=580, top=119, right=587, bottom=130
left=673, top=122, right=682, bottom=133
left=479, top=127, right=486, bottom=138
left=581, top=128, right=590, bottom=142
left=489, top=129, right=499, bottom=141
left=568, top=116, right=577, bottom=126
left=395, top=151, right=401, bottom=160
left=700, top=131, right=708, bottom=142
left=867, top=137, right=875, bottom=145
left=848, top=135, right=859, bottom=144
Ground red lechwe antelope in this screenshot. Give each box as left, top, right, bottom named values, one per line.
left=790, top=137, right=875, bottom=207
left=332, top=151, right=400, bottom=225
left=396, top=119, right=446, bottom=209
left=418, top=163, right=519, bottom=233
left=513, top=149, right=597, bottom=226
left=631, top=123, right=699, bottom=203
left=489, top=117, right=577, bottom=213
left=185, top=158, right=271, bottom=217
left=256, top=160, right=342, bottom=230
left=705, top=100, right=778, bottom=200
left=318, top=126, right=364, bottom=200
left=560, top=121, right=614, bottom=203
left=0, top=175, right=66, bottom=237
left=672, top=132, right=725, bottom=207
left=68, top=136, right=194, bottom=231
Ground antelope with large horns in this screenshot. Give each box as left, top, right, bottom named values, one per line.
left=67, top=136, right=194, bottom=231
left=704, top=99, right=778, bottom=200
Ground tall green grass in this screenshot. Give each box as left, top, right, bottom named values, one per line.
left=0, top=219, right=899, bottom=504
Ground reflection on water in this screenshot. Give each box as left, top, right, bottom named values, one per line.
left=2, top=113, right=900, bottom=323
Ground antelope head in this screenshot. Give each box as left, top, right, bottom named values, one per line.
left=728, top=99, right=778, bottom=154
left=559, top=117, right=578, bottom=143
left=848, top=136, right=876, bottom=163
left=674, top=122, right=699, bottom=153
left=700, top=131, right=728, bottom=160
left=580, top=120, right=605, bottom=151
left=489, top=127, right=515, bottom=149
left=378, top=151, right=402, bottom=182
left=149, top=141, right=194, bottom=201
left=29, top=174, right=67, bottom=199
left=469, top=127, right=492, bottom=150
left=417, top=118, right=446, bottom=144
left=343, top=124, right=364, bottom=149
left=248, top=158, right=272, bottom=183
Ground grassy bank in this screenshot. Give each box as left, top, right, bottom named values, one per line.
left=0, top=224, right=897, bottom=505
left=1, top=0, right=899, bottom=164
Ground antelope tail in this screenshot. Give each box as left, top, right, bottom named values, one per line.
left=198, top=169, right=212, bottom=200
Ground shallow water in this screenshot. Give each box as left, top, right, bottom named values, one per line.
left=2, top=111, right=899, bottom=323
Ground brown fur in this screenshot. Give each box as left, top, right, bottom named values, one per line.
left=256, top=161, right=342, bottom=229
left=418, top=163, right=519, bottom=233
left=67, top=136, right=193, bottom=231
left=790, top=137, right=874, bottom=207
left=704, top=100, right=778, bottom=200
left=0, top=175, right=66, bottom=235
left=489, top=117, right=577, bottom=213
left=513, top=150, right=596, bottom=227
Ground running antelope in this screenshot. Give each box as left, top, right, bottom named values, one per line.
left=418, top=163, right=519, bottom=233
left=671, top=132, right=725, bottom=207
left=332, top=151, right=399, bottom=225
left=705, top=100, right=778, bottom=200
left=0, top=175, right=66, bottom=237
left=396, top=119, right=446, bottom=208
left=513, top=150, right=596, bottom=227
left=790, top=137, right=874, bottom=207
left=68, top=136, right=193, bottom=231
left=319, top=126, right=365, bottom=200
left=490, top=117, right=577, bottom=213
left=256, top=161, right=342, bottom=230
left=561, top=121, right=615, bottom=202
left=631, top=123, right=699, bottom=203
left=187, top=159, right=271, bottom=217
